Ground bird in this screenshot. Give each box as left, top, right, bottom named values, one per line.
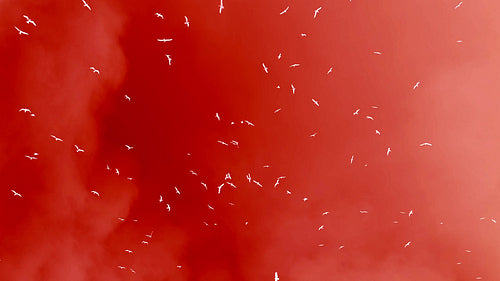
left=371, top=106, right=379, bottom=109
left=275, top=272, right=280, bottom=281
left=89, top=67, right=100, bottom=75
left=166, top=204, right=171, bottom=212
left=117, top=217, right=125, bottom=222
left=360, top=210, right=368, bottom=214
left=350, top=155, right=354, bottom=164
left=215, top=112, right=220, bottom=121
left=353, top=109, right=360, bottom=115
left=189, top=170, right=198, bottom=176
left=165, top=54, right=172, bottom=65
left=155, top=13, right=164, bottom=19
left=217, top=140, right=228, bottom=146
left=309, top=132, right=317, bottom=137
left=246, top=173, right=252, bottom=182
left=81, top=0, right=91, bottom=10
left=19, top=108, right=31, bottom=113
left=252, top=180, right=263, bottom=188
left=230, top=140, right=239, bottom=147
left=125, top=145, right=134, bottom=150
left=300, top=33, right=307, bottom=37
left=274, top=176, right=286, bottom=188
left=366, top=116, right=374, bottom=120
left=50, top=135, right=63, bottom=141
left=145, top=231, right=153, bottom=238
left=313, top=7, right=322, bottom=18
left=184, top=16, right=189, bottom=27
left=404, top=241, right=412, bottom=248
left=208, top=204, right=214, bottom=210
left=327, top=67, right=333, bottom=74
left=141, top=241, right=149, bottom=245
left=280, top=6, right=289, bottom=15
left=175, top=186, right=181, bottom=194
left=291, top=84, right=295, bottom=94
left=124, top=95, right=131, bottom=101
left=289, top=63, right=300, bottom=68
left=244, top=120, right=254, bottom=126
left=409, top=210, right=413, bottom=217
left=217, top=183, right=224, bottom=194
left=454, top=2, right=463, bottom=9
left=74, top=145, right=84, bottom=153
left=201, top=182, right=207, bottom=189
left=413, top=81, right=420, bottom=90
left=124, top=250, right=133, bottom=253
left=387, top=147, right=391, bottom=156
left=159, top=195, right=163, bottom=203
left=157, top=38, right=173, bottom=42
left=318, top=225, right=325, bottom=230
left=312, top=98, right=319, bottom=107
left=339, top=245, right=345, bottom=249
left=286, top=190, right=291, bottom=195
left=129, top=268, right=136, bottom=274
left=177, top=265, right=182, bottom=269
left=303, top=197, right=308, bottom=202
left=90, top=190, right=100, bottom=196
left=23, top=15, right=36, bottom=26
left=274, top=108, right=282, bottom=114
left=15, top=26, right=28, bottom=35
left=25, top=155, right=37, bottom=160
left=375, top=130, right=381, bottom=135
left=226, top=182, right=237, bottom=189
left=11, top=190, right=22, bottom=197
left=115, top=168, right=119, bottom=175
left=373, top=51, right=382, bottom=55
left=419, top=143, right=432, bottom=146
left=322, top=212, right=329, bottom=215
left=117, top=266, right=126, bottom=269
left=262, top=63, right=269, bottom=73
left=278, top=53, right=282, bottom=59
left=219, top=0, right=224, bottom=14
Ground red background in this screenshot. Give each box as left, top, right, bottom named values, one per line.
left=1, top=0, right=499, bottom=280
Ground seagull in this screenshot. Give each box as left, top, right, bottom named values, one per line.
left=117, top=217, right=125, bottom=221
left=322, top=212, right=330, bottom=215
left=208, top=204, right=214, bottom=210
left=11, top=190, right=22, bottom=197
left=217, top=140, right=228, bottom=146
left=117, top=266, right=126, bottom=269
left=129, top=268, right=136, bottom=274
left=174, top=186, right=181, bottom=194
left=15, top=26, right=28, bottom=35
left=219, top=0, right=224, bottom=14
left=375, top=130, right=381, bottom=135
left=50, top=134, right=63, bottom=141
left=339, top=245, right=345, bottom=249
left=124, top=250, right=133, bottom=253
left=124, top=95, right=131, bottom=101
left=23, top=15, right=36, bottom=26
left=291, top=84, right=295, bottom=94
left=141, top=240, right=149, bottom=244
left=19, top=108, right=31, bottom=113
left=274, top=108, right=282, bottom=114
left=278, top=53, right=282, bottom=59
left=145, top=231, right=153, bottom=238
left=318, top=225, right=325, bottom=230
left=404, top=241, right=412, bottom=248
left=159, top=195, right=163, bottom=202
left=125, top=145, right=134, bottom=150
left=386, top=147, right=391, bottom=156
left=280, top=6, right=289, bottom=15
left=90, top=190, right=100, bottom=196
left=253, top=180, right=263, bottom=188
left=115, top=168, right=119, bottom=175
left=409, top=210, right=413, bottom=217
left=89, top=67, right=100, bottom=75
left=157, top=38, right=173, bottom=42
left=166, top=204, right=171, bottom=212
left=310, top=132, right=317, bottom=137
left=25, top=155, right=37, bottom=160
left=353, top=109, right=360, bottom=115
left=215, top=112, right=220, bottom=121
left=74, top=145, right=84, bottom=153
left=300, top=33, right=307, bottom=37
left=313, top=7, right=322, bottom=18
left=262, top=63, right=269, bottom=73
left=81, top=0, right=91, bottom=10
left=165, top=54, right=172, bottom=65
left=312, top=98, right=319, bottom=107
left=303, top=197, right=308, bottom=202
left=201, top=182, right=207, bottom=189
left=246, top=173, right=252, bottom=182
left=155, top=13, right=164, bottom=19
left=454, top=1, right=463, bottom=9
left=366, top=116, right=374, bottom=120
left=373, top=51, right=382, bottom=55
left=289, top=63, right=300, bottom=68
left=275, top=272, right=280, bottom=281
left=419, top=143, right=432, bottom=146
left=226, top=182, right=237, bottom=189
left=274, top=176, right=286, bottom=188
left=217, top=183, right=224, bottom=194
left=184, top=16, right=189, bottom=27
left=360, top=210, right=368, bottom=214
left=327, top=67, right=333, bottom=74
left=244, top=120, right=254, bottom=126
left=189, top=170, right=198, bottom=176
left=350, top=155, right=354, bottom=164
left=413, top=81, right=420, bottom=90
left=177, top=265, right=182, bottom=269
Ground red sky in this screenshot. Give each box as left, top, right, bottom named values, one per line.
left=1, top=0, right=499, bottom=280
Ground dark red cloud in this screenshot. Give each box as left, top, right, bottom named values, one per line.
left=1, top=0, right=499, bottom=280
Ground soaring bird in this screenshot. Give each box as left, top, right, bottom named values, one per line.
left=14, top=26, right=28, bottom=35
left=155, top=13, right=164, bottom=19
left=11, top=190, right=22, bottom=197
left=89, top=67, right=100, bottom=75
left=23, top=15, right=36, bottom=26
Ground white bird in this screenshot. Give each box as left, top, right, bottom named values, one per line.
left=278, top=53, right=282, bottom=59
left=25, top=155, right=37, bottom=160
left=117, top=217, right=125, bottom=221
left=208, top=204, right=214, bottom=210
left=157, top=38, right=173, bottom=42
left=312, top=98, right=319, bottom=107
left=145, top=231, right=153, bottom=238
left=404, top=241, right=412, bottom=248
left=155, top=13, right=164, bottom=19
left=454, top=2, right=463, bottom=9
left=274, top=176, right=286, bottom=188
left=350, top=155, right=354, bottom=164
left=262, top=63, right=269, bottom=73
left=115, top=168, right=119, bottom=175
left=371, top=106, right=379, bottom=109
left=141, top=241, right=149, bottom=244
left=413, top=81, right=420, bottom=90
left=74, top=145, right=84, bottom=153
left=419, top=143, right=432, bottom=146
left=219, top=0, right=224, bottom=14
left=291, top=84, right=295, bottom=94
left=89, top=67, right=100, bottom=75
left=303, top=198, right=308, bottom=202
left=23, top=15, right=36, bottom=26
left=366, top=116, right=374, bottom=120
left=339, top=245, right=345, bottom=249
left=253, top=180, right=263, bottom=188
left=409, top=210, right=413, bottom=217
left=226, top=182, right=237, bottom=189
left=19, top=108, right=31, bottom=113
left=246, top=173, right=251, bottom=182
left=159, top=195, right=163, bottom=202
left=166, top=204, right=171, bottom=212
left=244, top=120, right=254, bottom=126
left=217, top=140, right=228, bottom=146
left=201, top=182, right=207, bottom=189
left=91, top=190, right=100, bottom=196
left=274, top=108, right=282, bottom=114
left=11, top=190, right=22, bottom=197
left=177, top=265, right=182, bottom=269
left=215, top=112, right=220, bottom=121
left=125, top=250, right=133, bottom=253
left=318, top=225, right=324, bottom=230
left=360, top=210, right=368, bottom=214
left=373, top=51, right=382, bottom=55
left=280, top=6, right=289, bottom=15
left=386, top=147, right=391, bottom=156
left=217, top=183, right=224, bottom=194
left=165, top=54, right=172, bottom=65
left=225, top=173, right=232, bottom=181
left=125, top=145, right=134, bottom=150
left=289, top=63, right=300, bottom=68
left=310, top=132, right=317, bottom=137
left=50, top=135, right=63, bottom=142
left=81, top=0, right=91, bottom=11
left=300, top=33, right=307, bottom=37
left=327, top=67, right=333, bottom=74
left=491, top=219, right=497, bottom=223
left=117, top=266, right=126, bottom=269
left=184, top=16, right=189, bottom=27
left=286, top=190, right=291, bottom=194
left=129, top=268, right=136, bottom=274
left=375, top=130, right=381, bottom=135
left=353, top=109, right=360, bottom=115
left=313, top=7, right=322, bottom=18
left=174, top=186, right=181, bottom=194
left=275, top=272, right=280, bottom=281
left=189, top=170, right=198, bottom=176
left=230, top=140, right=239, bottom=147
left=15, top=26, right=28, bottom=35
left=124, top=95, right=131, bottom=101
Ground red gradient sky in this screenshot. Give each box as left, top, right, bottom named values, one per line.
left=1, top=0, right=499, bottom=280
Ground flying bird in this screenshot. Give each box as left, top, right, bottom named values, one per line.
left=145, top=231, right=153, bottom=238
left=275, top=272, right=280, bottom=281
left=89, top=67, right=100, bottom=75
left=312, top=98, right=319, bottom=107
left=14, top=26, right=28, bottom=35
left=404, top=241, right=412, bottom=248
left=74, top=145, right=84, bottom=153
left=219, top=0, right=224, bottom=14
left=124, top=95, right=131, bottom=101
left=184, top=16, right=189, bottom=27
left=217, top=183, right=224, bottom=194
left=19, top=108, right=31, bottom=113
left=157, top=38, right=173, bottom=42
left=277, top=53, right=282, bottom=59
left=125, top=145, right=134, bottom=150
left=81, top=0, right=91, bottom=10
left=318, top=225, right=325, bottom=230
left=117, top=266, right=126, bottom=269
left=274, top=176, right=286, bottom=188
left=360, top=210, right=368, bottom=214
left=289, top=63, right=300, bottom=68
left=375, top=130, right=381, bottom=135
left=159, top=195, right=163, bottom=202
left=217, top=140, right=228, bottom=146
left=115, top=168, right=119, bottom=175
left=11, top=190, right=22, bottom=197
left=327, top=67, right=333, bottom=74
left=155, top=13, right=164, bottom=19
left=244, top=120, right=254, bottom=126
left=387, top=147, right=391, bottom=156
left=174, top=186, right=181, bottom=194
left=50, top=135, right=63, bottom=141
left=413, top=81, right=420, bottom=90
left=322, top=212, right=330, bottom=215
left=262, top=63, right=269, bottom=73
left=274, top=108, right=282, bottom=114
left=353, top=109, right=360, bottom=115
left=252, top=180, right=263, bottom=188
left=23, top=15, right=36, bottom=26
left=165, top=54, right=172, bottom=65
left=25, top=155, right=37, bottom=160
left=280, top=6, right=289, bottom=15
left=90, top=190, right=100, bottom=196
left=366, top=116, right=374, bottom=120
left=215, top=112, right=220, bottom=121
left=373, top=51, right=382, bottom=55
left=310, top=132, right=317, bottom=137
left=208, top=204, right=214, bottom=210
left=350, top=155, right=354, bottom=164
left=313, top=7, right=322, bottom=18
left=124, top=250, right=133, bottom=253
left=454, top=1, right=463, bottom=9
left=409, top=210, right=414, bottom=217
left=166, top=204, right=171, bottom=212
left=291, top=84, right=295, bottom=94
left=419, top=143, right=432, bottom=146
